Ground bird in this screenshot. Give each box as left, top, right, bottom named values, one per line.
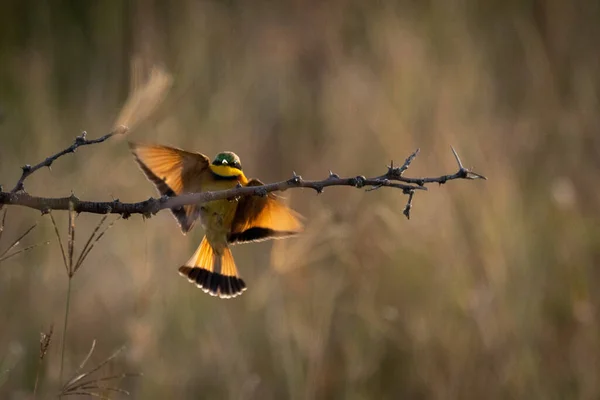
left=129, top=142, right=304, bottom=299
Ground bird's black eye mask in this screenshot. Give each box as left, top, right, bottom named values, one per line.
left=212, top=158, right=242, bottom=170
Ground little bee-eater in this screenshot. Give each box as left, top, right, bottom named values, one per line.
left=129, top=142, right=303, bottom=299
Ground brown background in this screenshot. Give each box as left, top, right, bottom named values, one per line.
left=1, top=1, right=599, bottom=399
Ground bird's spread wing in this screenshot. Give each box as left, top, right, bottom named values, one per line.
left=129, top=142, right=210, bottom=233
left=228, top=179, right=304, bottom=244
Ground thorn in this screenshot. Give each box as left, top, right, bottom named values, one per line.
left=22, top=164, right=32, bottom=173
left=236, top=182, right=243, bottom=188
left=328, top=170, right=339, bottom=179
left=40, top=207, right=50, bottom=215
left=467, top=171, right=488, bottom=180
left=366, top=183, right=384, bottom=192
left=403, top=204, right=411, bottom=219
left=315, top=186, right=324, bottom=194
left=451, top=146, right=464, bottom=170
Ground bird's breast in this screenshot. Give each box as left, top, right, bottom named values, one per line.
left=199, top=199, right=237, bottom=233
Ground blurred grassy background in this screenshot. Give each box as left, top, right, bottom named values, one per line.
left=1, top=0, right=600, bottom=399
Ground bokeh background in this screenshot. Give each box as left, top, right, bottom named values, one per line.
left=1, top=1, right=600, bottom=399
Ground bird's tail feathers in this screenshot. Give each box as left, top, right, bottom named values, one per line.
left=178, top=236, right=247, bottom=298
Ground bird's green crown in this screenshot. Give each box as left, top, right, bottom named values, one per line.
left=212, top=152, right=242, bottom=170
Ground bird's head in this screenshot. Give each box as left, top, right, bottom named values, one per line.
left=210, top=151, right=244, bottom=178
left=212, top=152, right=242, bottom=170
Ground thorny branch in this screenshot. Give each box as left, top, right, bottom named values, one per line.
left=10, top=126, right=129, bottom=193
left=0, top=129, right=486, bottom=220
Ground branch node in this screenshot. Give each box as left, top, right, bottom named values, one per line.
left=75, top=132, right=87, bottom=145
left=255, top=187, right=268, bottom=197
left=159, top=195, right=169, bottom=203
left=148, top=197, right=162, bottom=214
left=289, top=171, right=302, bottom=184
left=22, top=164, right=32, bottom=173
left=353, top=176, right=366, bottom=188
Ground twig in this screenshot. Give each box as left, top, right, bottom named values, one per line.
left=10, top=126, right=127, bottom=193
left=397, top=148, right=420, bottom=176
left=403, top=190, right=415, bottom=220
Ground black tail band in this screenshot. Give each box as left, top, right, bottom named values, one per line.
left=179, top=267, right=247, bottom=299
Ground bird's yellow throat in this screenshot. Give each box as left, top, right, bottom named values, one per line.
left=209, top=164, right=245, bottom=180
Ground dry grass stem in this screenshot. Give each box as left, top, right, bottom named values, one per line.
left=0, top=210, right=49, bottom=264
left=49, top=205, right=121, bottom=387
left=59, top=342, right=141, bottom=399
left=33, top=324, right=54, bottom=397
left=114, top=65, right=173, bottom=133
